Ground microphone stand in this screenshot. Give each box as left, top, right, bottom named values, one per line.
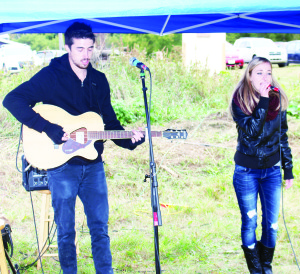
left=139, top=68, right=162, bottom=274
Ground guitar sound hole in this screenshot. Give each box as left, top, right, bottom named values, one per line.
left=70, top=128, right=88, bottom=144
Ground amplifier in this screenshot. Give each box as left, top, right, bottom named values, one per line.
left=22, top=155, right=49, bottom=191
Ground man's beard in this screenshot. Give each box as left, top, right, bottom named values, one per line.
left=73, top=58, right=90, bottom=69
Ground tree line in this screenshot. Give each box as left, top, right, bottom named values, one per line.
left=10, top=33, right=300, bottom=55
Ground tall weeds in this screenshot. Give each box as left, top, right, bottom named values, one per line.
left=0, top=49, right=241, bottom=132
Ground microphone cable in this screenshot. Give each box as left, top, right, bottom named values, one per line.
left=14, top=124, right=59, bottom=273
left=140, top=66, right=162, bottom=273
left=18, top=196, right=58, bottom=272
left=278, top=90, right=300, bottom=271
left=15, top=125, right=23, bottom=173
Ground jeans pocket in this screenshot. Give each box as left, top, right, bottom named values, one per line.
left=234, top=164, right=251, bottom=175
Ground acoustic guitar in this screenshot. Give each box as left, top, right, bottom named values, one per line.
left=22, top=104, right=188, bottom=170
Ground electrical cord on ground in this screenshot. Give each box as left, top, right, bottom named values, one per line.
left=28, top=191, right=45, bottom=274
left=20, top=223, right=57, bottom=272
left=15, top=125, right=23, bottom=173
left=144, top=68, right=162, bottom=273
left=156, top=115, right=209, bottom=174
left=19, top=218, right=57, bottom=270
left=278, top=91, right=300, bottom=271
left=183, top=141, right=233, bottom=149
left=13, top=123, right=63, bottom=272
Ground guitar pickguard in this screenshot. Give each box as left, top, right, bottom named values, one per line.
left=62, top=139, right=92, bottom=154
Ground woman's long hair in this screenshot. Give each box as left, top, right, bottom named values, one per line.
left=230, top=57, right=289, bottom=116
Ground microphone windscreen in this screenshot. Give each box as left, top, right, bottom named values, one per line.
left=129, top=57, right=137, bottom=66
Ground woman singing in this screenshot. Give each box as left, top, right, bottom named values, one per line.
left=230, top=57, right=294, bottom=274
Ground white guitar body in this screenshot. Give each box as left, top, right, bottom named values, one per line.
left=22, top=104, right=187, bottom=170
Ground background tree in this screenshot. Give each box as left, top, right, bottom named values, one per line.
left=106, top=33, right=182, bottom=56
left=9, top=32, right=300, bottom=53
left=10, top=33, right=59, bottom=51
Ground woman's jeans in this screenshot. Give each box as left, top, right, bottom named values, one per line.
left=48, top=161, right=113, bottom=274
left=233, top=164, right=282, bottom=249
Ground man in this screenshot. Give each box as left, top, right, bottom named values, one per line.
left=3, top=22, right=144, bottom=273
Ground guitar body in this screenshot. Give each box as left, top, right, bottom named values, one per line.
left=22, top=104, right=188, bottom=170
left=23, top=104, right=103, bottom=170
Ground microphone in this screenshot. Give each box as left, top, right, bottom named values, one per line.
left=268, top=85, right=279, bottom=92
left=129, top=57, right=150, bottom=71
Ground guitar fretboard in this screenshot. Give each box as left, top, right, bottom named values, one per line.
left=87, top=130, right=162, bottom=140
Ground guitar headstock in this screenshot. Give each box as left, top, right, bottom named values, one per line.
left=163, top=129, right=188, bottom=140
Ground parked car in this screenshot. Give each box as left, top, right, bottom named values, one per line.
left=275, top=41, right=288, bottom=50
left=286, top=40, right=300, bottom=64
left=225, top=42, right=244, bottom=69
left=2, top=58, right=22, bottom=74
left=233, top=37, right=288, bottom=67
left=0, top=44, right=40, bottom=73
left=37, top=50, right=66, bottom=64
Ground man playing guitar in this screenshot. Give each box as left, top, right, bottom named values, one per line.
left=3, top=22, right=144, bottom=273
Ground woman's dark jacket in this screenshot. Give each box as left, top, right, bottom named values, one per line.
left=232, top=96, right=293, bottom=180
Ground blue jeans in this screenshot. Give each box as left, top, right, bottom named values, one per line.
left=233, top=164, right=282, bottom=248
left=48, top=161, right=113, bottom=274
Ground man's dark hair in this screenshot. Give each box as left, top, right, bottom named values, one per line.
left=64, top=22, right=95, bottom=48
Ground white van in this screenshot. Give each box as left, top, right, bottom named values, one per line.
left=0, top=44, right=41, bottom=73
left=233, top=37, right=288, bottom=67
left=37, top=50, right=66, bottom=64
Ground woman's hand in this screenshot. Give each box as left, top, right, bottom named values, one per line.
left=259, top=81, right=271, bottom=98
left=285, top=179, right=293, bottom=189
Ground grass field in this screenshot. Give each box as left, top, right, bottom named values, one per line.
left=0, top=57, right=300, bottom=273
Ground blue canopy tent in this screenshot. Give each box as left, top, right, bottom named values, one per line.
left=1, top=0, right=300, bottom=35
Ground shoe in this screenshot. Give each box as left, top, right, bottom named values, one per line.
left=257, top=241, right=275, bottom=274
left=242, top=244, right=263, bottom=274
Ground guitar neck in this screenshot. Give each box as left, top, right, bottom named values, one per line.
left=87, top=130, right=162, bottom=140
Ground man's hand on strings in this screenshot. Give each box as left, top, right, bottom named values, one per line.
left=131, top=127, right=145, bottom=145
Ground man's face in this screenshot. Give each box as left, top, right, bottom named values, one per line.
left=65, top=38, right=94, bottom=69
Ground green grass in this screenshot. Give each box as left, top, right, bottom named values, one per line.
left=1, top=54, right=300, bottom=273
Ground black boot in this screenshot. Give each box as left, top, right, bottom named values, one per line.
left=257, top=241, right=275, bottom=274
left=242, top=245, right=263, bottom=274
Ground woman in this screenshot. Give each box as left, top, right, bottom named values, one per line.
left=230, top=57, right=294, bottom=274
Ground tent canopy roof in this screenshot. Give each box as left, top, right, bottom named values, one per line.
left=1, top=0, right=300, bottom=35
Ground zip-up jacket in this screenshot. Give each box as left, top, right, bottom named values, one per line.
left=3, top=54, right=137, bottom=165
left=232, top=96, right=293, bottom=180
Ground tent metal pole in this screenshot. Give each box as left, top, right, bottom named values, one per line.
left=240, top=15, right=300, bottom=29
left=160, top=15, right=171, bottom=36
left=0, top=19, right=70, bottom=35
left=162, top=14, right=238, bottom=35
left=86, top=18, right=159, bottom=35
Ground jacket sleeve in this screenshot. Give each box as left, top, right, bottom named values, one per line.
left=2, top=68, right=55, bottom=132
left=232, top=97, right=269, bottom=138
left=280, top=110, right=294, bottom=180
left=98, top=73, right=137, bottom=150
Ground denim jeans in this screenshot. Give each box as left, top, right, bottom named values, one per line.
left=233, top=164, right=282, bottom=248
left=48, top=161, right=113, bottom=274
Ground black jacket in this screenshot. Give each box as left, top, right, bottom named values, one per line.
left=232, top=96, right=293, bottom=180
left=3, top=54, right=137, bottom=165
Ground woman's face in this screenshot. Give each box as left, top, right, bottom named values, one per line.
left=249, top=62, right=272, bottom=91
